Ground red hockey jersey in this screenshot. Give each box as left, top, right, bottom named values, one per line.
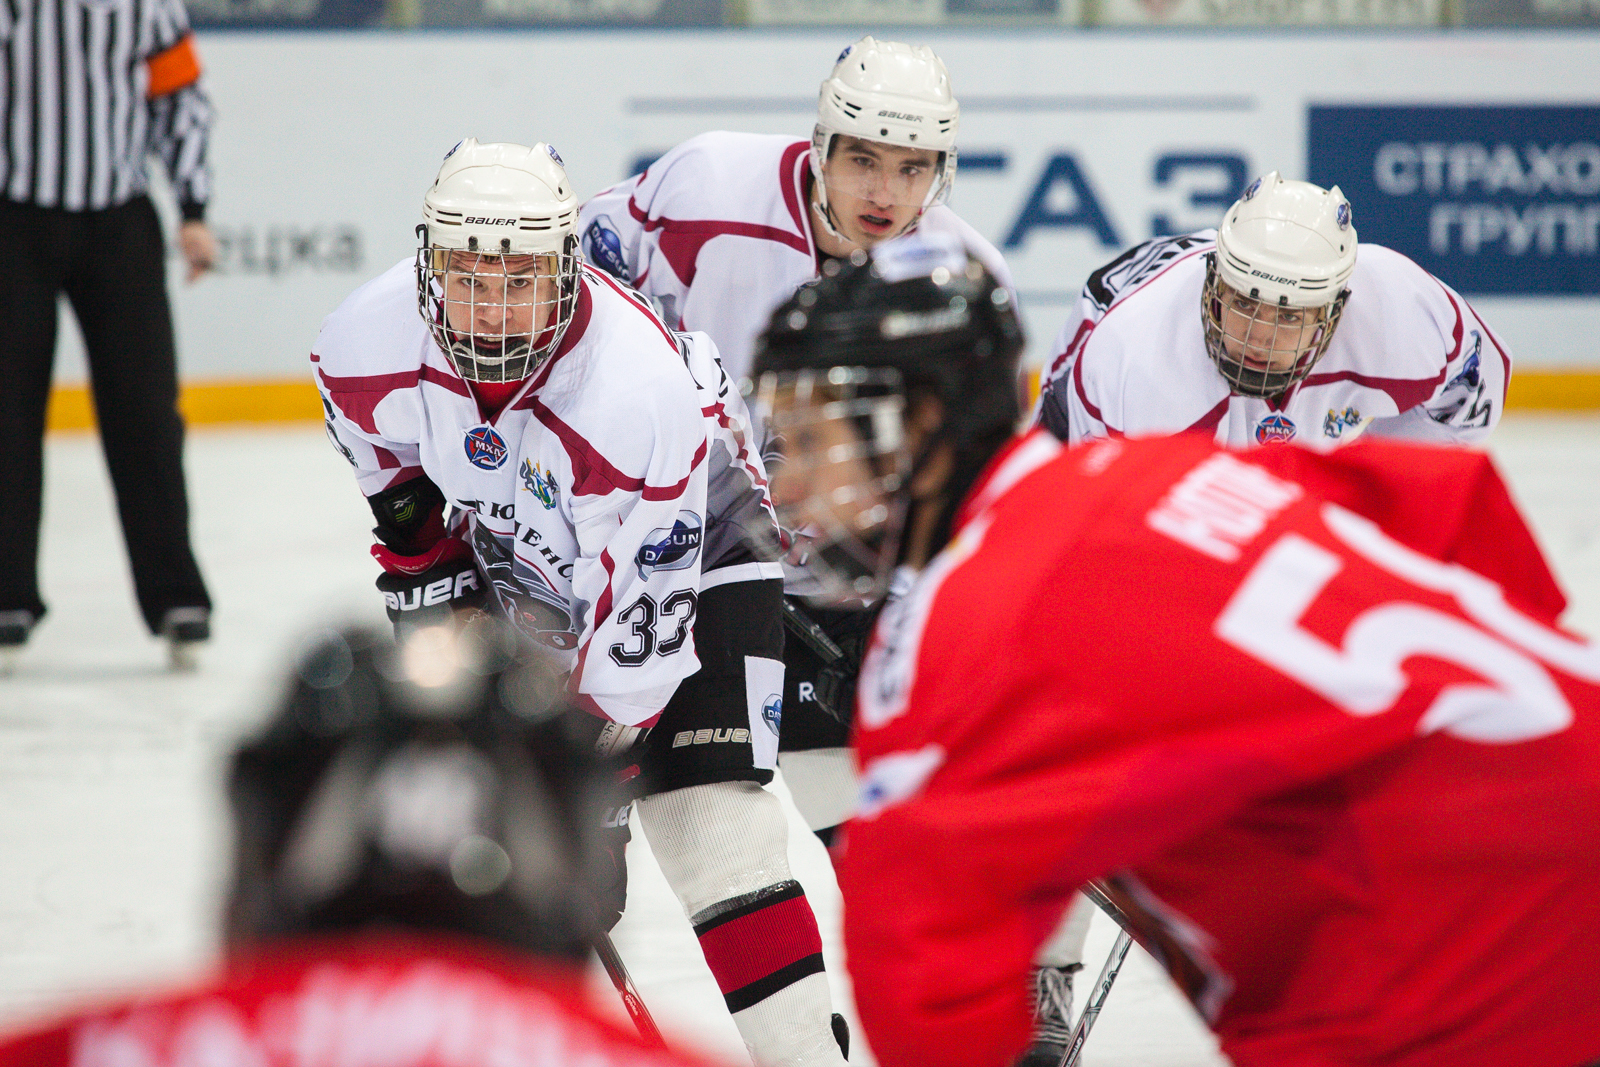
left=840, top=430, right=1600, bottom=1067
left=0, top=933, right=714, bottom=1067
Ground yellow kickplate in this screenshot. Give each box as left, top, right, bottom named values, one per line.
left=47, top=380, right=325, bottom=432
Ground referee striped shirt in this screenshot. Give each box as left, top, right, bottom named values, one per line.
left=1, top=0, right=212, bottom=217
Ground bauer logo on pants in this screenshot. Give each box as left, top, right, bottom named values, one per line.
left=464, top=426, right=509, bottom=470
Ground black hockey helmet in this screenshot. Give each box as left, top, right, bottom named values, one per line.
left=225, top=620, right=613, bottom=962
left=750, top=232, right=1023, bottom=605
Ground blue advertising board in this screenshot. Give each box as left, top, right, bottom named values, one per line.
left=1308, top=106, right=1600, bottom=295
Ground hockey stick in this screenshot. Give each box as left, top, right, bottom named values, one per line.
left=594, top=929, right=668, bottom=1049
left=1057, top=882, right=1138, bottom=1067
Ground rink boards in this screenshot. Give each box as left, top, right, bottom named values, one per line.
left=44, top=29, right=1600, bottom=419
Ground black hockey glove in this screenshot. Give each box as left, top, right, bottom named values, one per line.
left=782, top=599, right=882, bottom=725
left=372, top=537, right=489, bottom=638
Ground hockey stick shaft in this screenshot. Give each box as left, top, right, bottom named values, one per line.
left=594, top=930, right=668, bottom=1049
left=1059, top=928, right=1133, bottom=1067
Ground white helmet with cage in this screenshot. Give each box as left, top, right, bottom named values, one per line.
left=1202, top=171, right=1358, bottom=397
left=811, top=37, right=960, bottom=243
left=416, top=139, right=582, bottom=384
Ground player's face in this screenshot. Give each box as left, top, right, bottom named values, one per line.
left=758, top=368, right=907, bottom=602
left=819, top=137, right=941, bottom=248
left=440, top=252, right=559, bottom=346
left=1216, top=284, right=1326, bottom=375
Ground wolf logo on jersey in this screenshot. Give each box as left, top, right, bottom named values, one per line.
left=519, top=458, right=559, bottom=509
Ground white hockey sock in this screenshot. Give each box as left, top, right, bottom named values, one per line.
left=636, top=782, right=847, bottom=1067
left=778, top=747, right=858, bottom=835
left=1035, top=891, right=1097, bottom=969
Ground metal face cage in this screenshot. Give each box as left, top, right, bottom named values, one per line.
left=416, top=231, right=581, bottom=384
left=1200, top=253, right=1348, bottom=399
left=753, top=365, right=909, bottom=607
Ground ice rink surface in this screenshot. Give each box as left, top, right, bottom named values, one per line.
left=2, top=415, right=1598, bottom=1065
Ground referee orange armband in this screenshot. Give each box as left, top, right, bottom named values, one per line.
left=146, top=33, right=202, bottom=98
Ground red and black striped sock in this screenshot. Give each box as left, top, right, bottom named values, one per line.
left=693, top=879, right=826, bottom=1013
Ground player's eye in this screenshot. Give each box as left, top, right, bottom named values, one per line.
left=1278, top=311, right=1302, bottom=325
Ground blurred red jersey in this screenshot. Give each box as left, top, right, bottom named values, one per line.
left=0, top=933, right=715, bottom=1067
left=840, top=430, right=1600, bottom=1067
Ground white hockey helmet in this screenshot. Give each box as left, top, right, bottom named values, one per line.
left=1202, top=172, right=1358, bottom=396
left=811, top=37, right=960, bottom=242
left=416, top=139, right=583, bottom=383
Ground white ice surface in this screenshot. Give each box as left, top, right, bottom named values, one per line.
left=2, top=416, right=1598, bottom=1065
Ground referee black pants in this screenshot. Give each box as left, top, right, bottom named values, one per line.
left=0, top=195, right=210, bottom=633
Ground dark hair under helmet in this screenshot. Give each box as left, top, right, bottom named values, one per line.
left=225, top=621, right=615, bottom=962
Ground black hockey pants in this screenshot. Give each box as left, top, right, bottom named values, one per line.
left=0, top=196, right=210, bottom=633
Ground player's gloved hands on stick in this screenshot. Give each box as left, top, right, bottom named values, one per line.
left=372, top=537, right=489, bottom=638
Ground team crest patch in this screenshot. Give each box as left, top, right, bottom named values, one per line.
left=1323, top=406, right=1363, bottom=439
left=762, top=694, right=783, bottom=735
left=464, top=426, right=509, bottom=470
left=1255, top=414, right=1297, bottom=444
left=636, top=511, right=703, bottom=579
left=520, top=458, right=560, bottom=509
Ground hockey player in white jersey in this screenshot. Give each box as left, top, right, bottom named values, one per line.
left=313, top=139, right=849, bottom=1067
left=1036, top=171, right=1510, bottom=448
left=579, top=36, right=1014, bottom=853
left=578, top=35, right=1012, bottom=386
left=1020, top=169, right=1512, bottom=1067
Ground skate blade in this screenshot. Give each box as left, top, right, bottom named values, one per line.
left=168, top=640, right=201, bottom=673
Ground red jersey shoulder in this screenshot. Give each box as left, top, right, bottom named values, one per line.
left=0, top=935, right=710, bottom=1067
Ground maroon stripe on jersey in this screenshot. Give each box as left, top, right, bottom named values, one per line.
left=586, top=266, right=678, bottom=350
left=779, top=140, right=810, bottom=236
left=317, top=368, right=420, bottom=434
left=1072, top=349, right=1122, bottom=437
left=1299, top=367, right=1447, bottom=412
left=626, top=198, right=809, bottom=287
left=571, top=547, right=616, bottom=701
left=378, top=465, right=425, bottom=491
left=508, top=284, right=595, bottom=412
left=1186, top=396, right=1231, bottom=434
left=1046, top=319, right=1093, bottom=384
left=420, top=365, right=472, bottom=399
left=372, top=444, right=402, bottom=469
left=309, top=352, right=320, bottom=363
left=526, top=397, right=708, bottom=500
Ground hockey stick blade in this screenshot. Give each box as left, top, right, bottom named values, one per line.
left=594, top=930, right=668, bottom=1049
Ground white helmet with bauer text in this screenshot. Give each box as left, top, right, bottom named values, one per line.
left=1202, top=171, right=1358, bottom=397
left=416, top=139, right=582, bottom=383
left=811, top=37, right=960, bottom=241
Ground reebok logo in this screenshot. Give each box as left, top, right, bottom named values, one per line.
left=464, top=217, right=518, bottom=226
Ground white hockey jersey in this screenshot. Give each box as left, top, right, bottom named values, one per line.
left=1035, top=230, right=1510, bottom=449
left=313, top=259, right=781, bottom=727
left=578, top=131, right=1016, bottom=383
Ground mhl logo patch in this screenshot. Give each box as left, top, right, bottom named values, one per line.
left=464, top=426, right=509, bottom=470
left=1255, top=414, right=1297, bottom=445
left=637, top=512, right=702, bottom=579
